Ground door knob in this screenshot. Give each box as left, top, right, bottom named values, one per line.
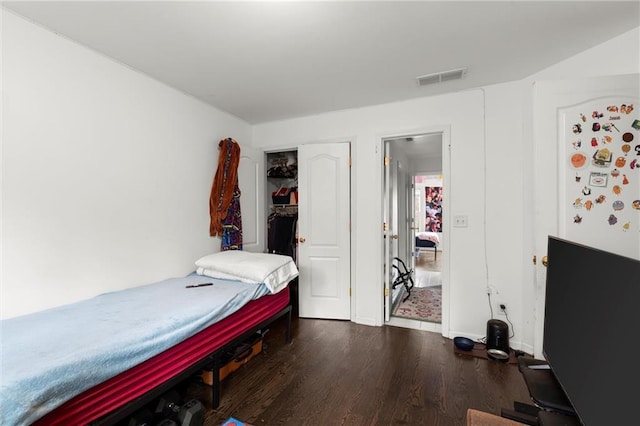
left=299, top=237, right=306, bottom=243
left=391, top=234, right=399, bottom=240
left=542, top=255, right=548, bottom=267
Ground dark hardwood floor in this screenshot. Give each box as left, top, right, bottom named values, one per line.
left=178, top=316, right=531, bottom=426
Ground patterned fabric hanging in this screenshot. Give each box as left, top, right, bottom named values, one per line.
left=209, top=138, right=242, bottom=250
left=221, top=183, right=242, bottom=250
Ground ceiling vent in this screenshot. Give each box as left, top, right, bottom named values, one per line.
left=417, top=68, right=467, bottom=86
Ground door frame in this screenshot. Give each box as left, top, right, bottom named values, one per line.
left=381, top=126, right=451, bottom=334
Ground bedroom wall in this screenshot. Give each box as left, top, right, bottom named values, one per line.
left=252, top=90, right=489, bottom=339
left=251, top=26, right=640, bottom=351
left=2, top=6, right=636, bottom=345
left=1, top=11, right=252, bottom=319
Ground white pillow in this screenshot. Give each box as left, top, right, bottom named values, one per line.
left=195, top=250, right=298, bottom=294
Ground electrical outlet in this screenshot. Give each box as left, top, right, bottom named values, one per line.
left=496, top=301, right=507, bottom=315
left=454, top=215, right=468, bottom=227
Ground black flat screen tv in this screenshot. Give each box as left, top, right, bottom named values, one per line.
left=543, top=236, right=640, bottom=426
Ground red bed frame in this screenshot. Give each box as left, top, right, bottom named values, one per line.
left=33, top=287, right=291, bottom=425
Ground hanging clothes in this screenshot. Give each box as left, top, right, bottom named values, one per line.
left=221, top=183, right=242, bottom=250
left=267, top=210, right=297, bottom=262
left=209, top=137, right=242, bottom=250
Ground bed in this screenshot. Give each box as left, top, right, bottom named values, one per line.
left=0, top=250, right=298, bottom=426
left=415, top=231, right=440, bottom=260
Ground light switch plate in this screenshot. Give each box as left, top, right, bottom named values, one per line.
left=454, top=215, right=468, bottom=227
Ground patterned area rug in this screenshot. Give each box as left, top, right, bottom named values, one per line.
left=392, top=286, right=442, bottom=323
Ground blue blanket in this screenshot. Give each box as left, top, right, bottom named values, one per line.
left=0, top=275, right=270, bottom=426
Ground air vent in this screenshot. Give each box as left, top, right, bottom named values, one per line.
left=417, top=68, right=467, bottom=86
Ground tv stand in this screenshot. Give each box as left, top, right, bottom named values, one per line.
left=501, top=357, right=581, bottom=425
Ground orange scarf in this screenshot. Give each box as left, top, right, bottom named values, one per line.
left=209, top=138, right=241, bottom=237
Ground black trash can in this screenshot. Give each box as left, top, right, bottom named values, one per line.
left=486, top=319, right=510, bottom=361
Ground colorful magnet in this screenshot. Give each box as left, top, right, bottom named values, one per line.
left=623, top=174, right=629, bottom=185
left=635, top=146, right=640, bottom=156
left=584, top=200, right=593, bottom=211
left=632, top=119, right=640, bottom=130
left=572, top=140, right=582, bottom=149
left=570, top=152, right=587, bottom=169
left=582, top=186, right=592, bottom=195
left=612, top=200, right=624, bottom=211
left=592, top=123, right=601, bottom=132
left=608, top=214, right=618, bottom=225
left=592, top=111, right=604, bottom=119
left=622, top=144, right=631, bottom=154
left=623, top=222, right=631, bottom=231
left=623, top=132, right=634, bottom=142
left=632, top=200, right=640, bottom=210
left=574, top=214, right=583, bottom=224
left=591, top=137, right=598, bottom=147
left=612, top=185, right=621, bottom=195
left=615, top=156, right=626, bottom=168
left=575, top=173, right=582, bottom=182
left=592, top=148, right=612, bottom=167
left=589, top=172, right=608, bottom=187
left=607, top=105, right=619, bottom=112
left=596, top=194, right=607, bottom=204
left=631, top=159, right=637, bottom=170
left=602, top=135, right=613, bottom=144
left=572, top=123, right=583, bottom=134
left=611, top=168, right=620, bottom=178
left=573, top=198, right=583, bottom=208
left=621, top=104, right=634, bottom=114
left=580, top=113, right=587, bottom=122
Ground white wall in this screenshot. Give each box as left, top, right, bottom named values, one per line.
left=2, top=6, right=637, bottom=352
left=1, top=12, right=252, bottom=318
left=252, top=90, right=488, bottom=336
left=252, top=26, right=640, bottom=352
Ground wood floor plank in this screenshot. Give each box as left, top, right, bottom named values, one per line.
left=174, top=317, right=531, bottom=426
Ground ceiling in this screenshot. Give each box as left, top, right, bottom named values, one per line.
left=387, top=133, right=442, bottom=161
left=3, top=1, right=639, bottom=124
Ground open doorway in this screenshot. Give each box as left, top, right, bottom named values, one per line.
left=384, top=132, right=445, bottom=333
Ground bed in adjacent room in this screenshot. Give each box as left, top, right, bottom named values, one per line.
left=415, top=231, right=440, bottom=259
left=0, top=250, right=298, bottom=426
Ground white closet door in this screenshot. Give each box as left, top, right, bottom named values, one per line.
left=297, top=142, right=351, bottom=319
left=238, top=145, right=264, bottom=252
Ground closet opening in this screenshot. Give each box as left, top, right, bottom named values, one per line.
left=265, top=142, right=351, bottom=321
left=266, top=150, right=299, bottom=315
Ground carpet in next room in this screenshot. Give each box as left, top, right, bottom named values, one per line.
left=392, top=285, right=441, bottom=323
